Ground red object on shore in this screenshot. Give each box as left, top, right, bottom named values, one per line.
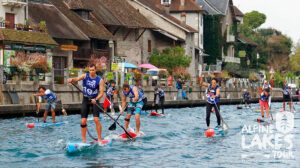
left=205, top=129, right=215, bottom=138
left=26, top=123, right=35, bottom=128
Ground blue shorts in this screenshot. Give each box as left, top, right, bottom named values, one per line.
left=127, top=101, right=144, bottom=115
left=46, top=101, right=56, bottom=111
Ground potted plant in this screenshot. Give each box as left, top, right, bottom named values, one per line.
left=54, top=75, right=64, bottom=84
left=38, top=21, right=47, bottom=32
left=16, top=23, right=24, bottom=30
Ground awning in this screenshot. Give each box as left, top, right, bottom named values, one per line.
left=153, top=29, right=183, bottom=41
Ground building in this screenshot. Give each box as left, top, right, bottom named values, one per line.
left=0, top=0, right=57, bottom=82
left=128, top=0, right=199, bottom=77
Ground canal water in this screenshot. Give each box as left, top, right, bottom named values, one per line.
left=0, top=102, right=299, bottom=168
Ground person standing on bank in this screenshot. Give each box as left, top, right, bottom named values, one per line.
left=33, top=86, right=57, bottom=123
left=200, top=78, right=221, bottom=130
left=153, top=85, right=165, bottom=114
left=67, top=64, right=105, bottom=143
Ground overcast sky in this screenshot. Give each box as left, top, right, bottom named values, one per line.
left=233, top=0, right=300, bottom=45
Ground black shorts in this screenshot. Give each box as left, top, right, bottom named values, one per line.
left=283, top=95, right=291, bottom=101
left=81, top=97, right=101, bottom=118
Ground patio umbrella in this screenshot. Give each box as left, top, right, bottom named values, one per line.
left=123, top=62, right=137, bottom=68
left=138, top=63, right=158, bottom=69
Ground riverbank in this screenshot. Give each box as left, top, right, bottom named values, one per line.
left=0, top=96, right=298, bottom=118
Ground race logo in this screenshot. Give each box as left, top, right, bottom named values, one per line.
left=87, top=80, right=96, bottom=88
left=276, top=112, right=294, bottom=134
left=241, top=112, right=294, bottom=160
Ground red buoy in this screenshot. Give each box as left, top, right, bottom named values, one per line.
left=26, top=123, right=35, bottom=129
left=205, top=128, right=215, bottom=138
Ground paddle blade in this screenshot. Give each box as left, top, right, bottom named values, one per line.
left=108, top=123, right=116, bottom=131
left=221, top=118, right=229, bottom=131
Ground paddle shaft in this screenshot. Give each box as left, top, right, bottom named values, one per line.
left=213, top=101, right=229, bottom=130
left=70, top=83, right=134, bottom=141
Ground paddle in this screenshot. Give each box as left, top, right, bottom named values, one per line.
left=213, top=101, right=229, bottom=131
left=268, top=96, right=273, bottom=120
left=289, top=91, right=296, bottom=112
left=34, top=96, right=39, bottom=122
left=70, top=82, right=134, bottom=141
left=108, top=104, right=125, bottom=131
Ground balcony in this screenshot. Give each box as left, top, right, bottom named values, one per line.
left=2, top=0, right=27, bottom=7
left=222, top=56, right=240, bottom=64
left=227, top=34, right=235, bottom=43
left=73, top=49, right=109, bottom=61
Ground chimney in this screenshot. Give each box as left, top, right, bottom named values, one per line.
left=162, top=0, right=171, bottom=14
left=180, top=0, right=185, bottom=6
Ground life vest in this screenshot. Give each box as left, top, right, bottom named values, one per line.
left=42, top=89, right=57, bottom=103
left=206, top=85, right=220, bottom=104
left=123, top=85, right=144, bottom=102
left=83, top=73, right=101, bottom=98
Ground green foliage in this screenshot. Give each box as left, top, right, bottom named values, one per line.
left=149, top=46, right=191, bottom=73
left=203, top=15, right=222, bottom=64
left=290, top=43, right=300, bottom=73
left=143, top=74, right=149, bottom=80
left=106, top=72, right=114, bottom=81
left=274, top=71, right=284, bottom=87
left=243, top=11, right=266, bottom=30
left=285, top=72, right=296, bottom=79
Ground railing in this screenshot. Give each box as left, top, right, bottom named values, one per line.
left=202, top=64, right=222, bottom=72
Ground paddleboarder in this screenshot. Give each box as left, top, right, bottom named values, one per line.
left=103, top=80, right=117, bottom=113
left=121, top=84, right=144, bottom=135
left=153, top=85, right=165, bottom=114
left=33, top=86, right=57, bottom=123
left=259, top=88, right=271, bottom=121
left=200, top=78, right=221, bottom=130
left=282, top=80, right=292, bottom=112
left=67, top=64, right=105, bottom=143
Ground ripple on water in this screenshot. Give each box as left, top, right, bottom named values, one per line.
left=0, top=103, right=298, bottom=167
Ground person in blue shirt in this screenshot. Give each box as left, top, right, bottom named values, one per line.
left=121, top=83, right=144, bottom=135
left=103, top=80, right=116, bottom=113
left=67, top=64, right=105, bottom=143
left=33, top=86, right=57, bottom=123
left=154, top=85, right=165, bottom=114
left=243, top=89, right=251, bottom=108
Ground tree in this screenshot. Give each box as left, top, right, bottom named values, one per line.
left=290, top=43, right=300, bottom=73
left=243, top=11, right=266, bottom=30
left=149, top=46, right=191, bottom=74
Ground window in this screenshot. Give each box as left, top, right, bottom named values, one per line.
left=74, top=10, right=90, bottom=20
left=161, top=0, right=171, bottom=5
left=148, top=40, right=152, bottom=53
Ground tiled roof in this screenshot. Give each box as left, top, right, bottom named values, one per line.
left=28, top=2, right=89, bottom=40
left=168, top=0, right=203, bottom=12
left=88, top=0, right=155, bottom=28
left=136, top=0, right=198, bottom=32
left=233, top=6, right=243, bottom=17
left=196, top=0, right=229, bottom=15
left=64, top=0, right=92, bottom=10
left=49, top=0, right=113, bottom=40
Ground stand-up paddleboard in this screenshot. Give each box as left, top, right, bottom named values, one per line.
left=66, top=139, right=112, bottom=153
left=26, top=121, right=68, bottom=128
left=149, top=111, right=165, bottom=117
left=140, top=110, right=149, bottom=116
left=118, top=131, right=145, bottom=140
